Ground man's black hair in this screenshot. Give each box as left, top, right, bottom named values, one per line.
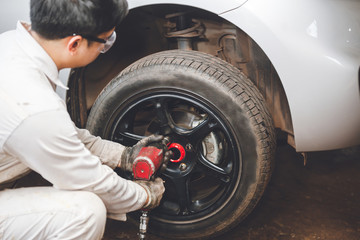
left=30, top=0, right=128, bottom=39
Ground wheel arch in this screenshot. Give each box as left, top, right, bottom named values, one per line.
left=67, top=3, right=294, bottom=146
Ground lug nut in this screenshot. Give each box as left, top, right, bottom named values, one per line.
left=179, top=163, right=187, bottom=171
left=185, top=143, right=193, bottom=152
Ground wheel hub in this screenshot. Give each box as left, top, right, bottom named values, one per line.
left=164, top=139, right=196, bottom=178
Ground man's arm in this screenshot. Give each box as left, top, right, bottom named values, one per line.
left=3, top=109, right=148, bottom=220
left=75, top=127, right=124, bottom=169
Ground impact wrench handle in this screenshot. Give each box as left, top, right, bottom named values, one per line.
left=139, top=210, right=149, bottom=240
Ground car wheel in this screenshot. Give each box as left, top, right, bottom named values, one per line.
left=87, top=50, right=276, bottom=239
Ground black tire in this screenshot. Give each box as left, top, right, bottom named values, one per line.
left=87, top=50, right=276, bottom=239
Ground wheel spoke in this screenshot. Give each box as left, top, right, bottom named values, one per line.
left=113, top=131, right=143, bottom=145
left=197, top=154, right=231, bottom=183
left=187, top=116, right=218, bottom=142
left=171, top=176, right=193, bottom=214
left=153, top=98, right=175, bottom=135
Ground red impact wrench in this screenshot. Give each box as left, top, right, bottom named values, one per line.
left=132, top=137, right=171, bottom=240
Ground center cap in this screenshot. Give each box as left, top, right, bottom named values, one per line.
left=168, top=143, right=186, bottom=162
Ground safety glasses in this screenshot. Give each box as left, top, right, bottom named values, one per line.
left=74, top=31, right=117, bottom=53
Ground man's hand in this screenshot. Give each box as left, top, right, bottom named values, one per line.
left=135, top=177, right=165, bottom=209
left=118, top=135, right=171, bottom=172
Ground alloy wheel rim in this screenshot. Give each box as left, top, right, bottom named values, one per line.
left=108, top=91, right=241, bottom=223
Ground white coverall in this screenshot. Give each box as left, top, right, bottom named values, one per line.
left=0, top=21, right=148, bottom=239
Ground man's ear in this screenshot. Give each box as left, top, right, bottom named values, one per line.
left=67, top=35, right=82, bottom=55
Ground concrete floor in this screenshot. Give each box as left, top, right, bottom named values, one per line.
left=104, top=143, right=360, bottom=240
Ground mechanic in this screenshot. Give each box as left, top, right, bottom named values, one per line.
left=0, top=0, right=170, bottom=239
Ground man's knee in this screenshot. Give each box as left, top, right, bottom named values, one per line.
left=71, top=191, right=107, bottom=239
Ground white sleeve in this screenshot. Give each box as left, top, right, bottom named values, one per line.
left=75, top=127, right=125, bottom=169
left=3, top=109, right=147, bottom=220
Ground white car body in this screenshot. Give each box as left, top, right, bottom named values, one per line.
left=1, top=0, right=359, bottom=151
left=128, top=0, right=360, bottom=152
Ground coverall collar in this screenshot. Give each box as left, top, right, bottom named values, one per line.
left=15, top=21, right=68, bottom=90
